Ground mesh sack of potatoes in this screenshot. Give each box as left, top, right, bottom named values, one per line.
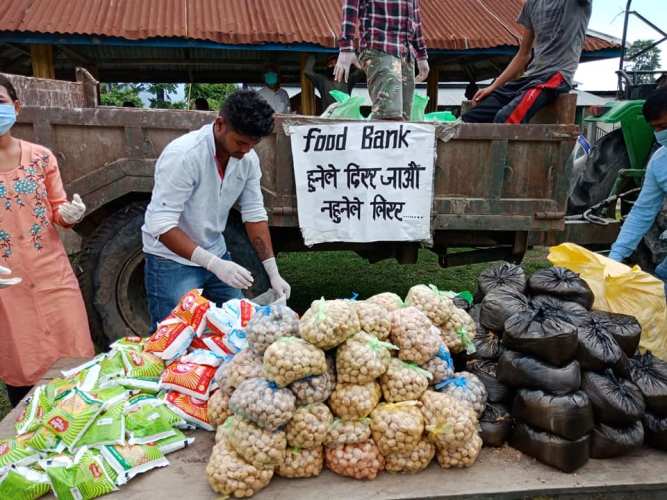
left=380, top=358, right=432, bottom=403
left=206, top=438, right=274, bottom=498
left=336, top=332, right=398, bottom=384
left=324, top=440, right=385, bottom=480
left=324, top=417, right=372, bottom=446
left=355, top=301, right=392, bottom=340
left=420, top=390, right=478, bottom=450
left=263, top=336, right=327, bottom=387
left=216, top=350, right=265, bottom=395
left=384, top=439, right=436, bottom=474
left=438, top=307, right=477, bottom=355
left=405, top=284, right=456, bottom=326
left=435, top=434, right=482, bottom=469
left=299, top=298, right=361, bottom=350
left=435, top=372, right=487, bottom=417
left=366, top=292, right=404, bottom=313
left=247, top=305, right=300, bottom=355
left=277, top=446, right=324, bottom=479
left=289, top=356, right=336, bottom=406
left=208, top=389, right=231, bottom=426
left=370, top=401, right=425, bottom=456
left=215, top=425, right=227, bottom=443
left=422, top=343, right=455, bottom=386
left=224, top=415, right=287, bottom=468
left=329, top=381, right=382, bottom=420
left=286, top=403, right=333, bottom=449
left=229, top=377, right=296, bottom=431
left=390, top=307, right=441, bottom=365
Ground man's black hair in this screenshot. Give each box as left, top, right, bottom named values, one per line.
left=194, top=97, right=210, bottom=111
left=643, top=88, right=667, bottom=123
left=220, top=89, right=274, bottom=139
left=0, top=75, right=18, bottom=101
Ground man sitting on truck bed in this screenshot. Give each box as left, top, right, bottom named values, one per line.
left=609, top=89, right=667, bottom=290
left=142, top=90, right=291, bottom=329
left=462, top=0, right=592, bottom=124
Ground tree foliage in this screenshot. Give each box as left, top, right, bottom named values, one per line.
left=625, top=39, right=662, bottom=84
left=188, top=83, right=238, bottom=111
left=99, top=83, right=143, bottom=107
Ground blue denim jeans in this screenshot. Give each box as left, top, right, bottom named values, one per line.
left=144, top=252, right=243, bottom=331
left=655, top=257, right=667, bottom=297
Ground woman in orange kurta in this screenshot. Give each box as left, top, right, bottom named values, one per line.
left=0, top=75, right=94, bottom=406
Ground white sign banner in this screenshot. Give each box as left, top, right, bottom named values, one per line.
left=289, top=122, right=436, bottom=246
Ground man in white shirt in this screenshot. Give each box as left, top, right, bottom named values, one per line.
left=257, top=66, right=291, bottom=114
left=142, top=90, right=290, bottom=328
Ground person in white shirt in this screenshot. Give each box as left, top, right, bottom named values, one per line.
left=142, top=90, right=290, bottom=329
left=257, top=66, right=291, bottom=114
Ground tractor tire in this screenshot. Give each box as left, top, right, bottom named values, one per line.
left=634, top=201, right=667, bottom=274
left=567, top=129, right=631, bottom=215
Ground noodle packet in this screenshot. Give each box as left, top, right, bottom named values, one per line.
left=77, top=402, right=126, bottom=448
left=43, top=448, right=118, bottom=499
left=72, top=364, right=103, bottom=392
left=0, top=440, right=41, bottom=468
left=100, top=443, right=169, bottom=486
left=151, top=429, right=195, bottom=455
left=121, top=350, right=165, bottom=379
left=191, top=334, right=235, bottom=357
left=0, top=465, right=50, bottom=500
left=117, top=377, right=161, bottom=394
left=160, top=361, right=216, bottom=400
left=207, top=299, right=256, bottom=336
left=42, top=388, right=105, bottom=451
left=144, top=315, right=195, bottom=363
left=16, top=426, right=65, bottom=454
left=97, top=351, right=127, bottom=386
left=15, top=386, right=51, bottom=436
left=164, top=391, right=214, bottom=431
left=180, top=349, right=229, bottom=367
left=110, top=336, right=145, bottom=352
left=43, top=379, right=76, bottom=406
left=61, top=355, right=105, bottom=379
left=172, top=289, right=211, bottom=336
left=88, top=385, right=129, bottom=411
left=125, top=398, right=178, bottom=445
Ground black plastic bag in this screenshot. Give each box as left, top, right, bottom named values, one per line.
left=480, top=403, right=513, bottom=447
left=480, top=288, right=530, bottom=332
left=530, top=295, right=590, bottom=327
left=576, top=315, right=624, bottom=372
left=644, top=412, right=667, bottom=451
left=468, top=359, right=512, bottom=403
left=581, top=370, right=646, bottom=426
left=590, top=420, right=644, bottom=459
left=527, top=267, right=594, bottom=310
left=478, top=262, right=527, bottom=296
left=590, top=311, right=641, bottom=357
left=497, top=350, right=581, bottom=395
left=510, top=422, right=590, bottom=473
left=512, top=389, right=594, bottom=441
left=503, top=307, right=579, bottom=367
left=472, top=329, right=504, bottom=361
left=628, top=352, right=667, bottom=416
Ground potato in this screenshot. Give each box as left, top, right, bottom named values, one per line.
left=226, top=415, right=287, bottom=468
left=277, top=447, right=324, bottom=478
left=370, top=402, right=424, bottom=456
left=422, top=343, right=454, bottom=386
left=286, top=403, right=333, bottom=449
left=206, top=438, right=274, bottom=498
left=229, top=377, right=296, bottom=431
left=419, top=390, right=478, bottom=450
left=390, top=307, right=440, bottom=365
left=324, top=441, right=385, bottom=480
left=405, top=284, right=455, bottom=326
left=439, top=307, right=477, bottom=354
left=380, top=358, right=430, bottom=403
left=336, top=332, right=396, bottom=384
left=216, top=350, right=264, bottom=396
left=324, top=418, right=372, bottom=446
left=365, top=292, right=404, bottom=313
left=263, top=336, right=327, bottom=387
left=208, top=389, right=231, bottom=426
left=289, top=356, right=336, bottom=406
left=435, top=434, right=483, bottom=469
left=215, top=425, right=227, bottom=443
left=247, top=305, right=299, bottom=355
left=328, top=382, right=381, bottom=420
left=355, top=301, right=392, bottom=340
left=384, top=439, right=435, bottom=474
left=436, top=372, right=487, bottom=417
left=299, top=299, right=361, bottom=350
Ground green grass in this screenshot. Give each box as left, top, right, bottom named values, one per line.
left=0, top=247, right=551, bottom=422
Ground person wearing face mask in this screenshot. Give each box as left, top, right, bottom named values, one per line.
left=257, top=66, right=291, bottom=114
left=0, top=75, right=94, bottom=407
left=142, top=90, right=290, bottom=330
left=609, top=89, right=667, bottom=289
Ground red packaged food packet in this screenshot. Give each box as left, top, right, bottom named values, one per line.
left=160, top=362, right=216, bottom=400
left=144, top=315, right=195, bottom=362
left=172, top=289, right=210, bottom=336
left=164, top=391, right=213, bottom=431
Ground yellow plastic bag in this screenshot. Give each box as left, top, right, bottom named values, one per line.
left=548, top=243, right=667, bottom=361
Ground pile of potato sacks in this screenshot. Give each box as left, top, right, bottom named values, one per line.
left=206, top=286, right=486, bottom=498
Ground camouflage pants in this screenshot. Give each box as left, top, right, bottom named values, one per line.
left=360, top=49, right=415, bottom=120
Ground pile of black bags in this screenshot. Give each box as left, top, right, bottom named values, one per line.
left=628, top=352, right=667, bottom=452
